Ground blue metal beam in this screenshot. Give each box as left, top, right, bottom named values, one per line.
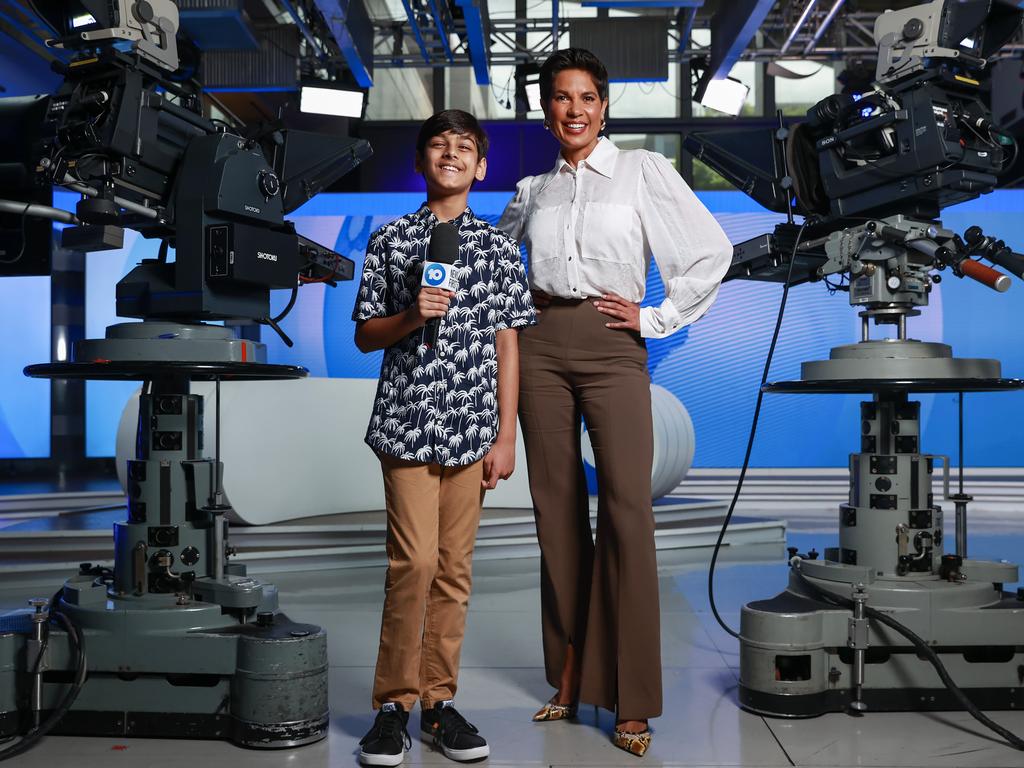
left=1, top=0, right=66, bottom=62
left=695, top=0, right=774, bottom=99
left=312, top=0, right=374, bottom=87
left=398, top=0, right=432, bottom=64
left=677, top=5, right=697, bottom=51
left=280, top=0, right=325, bottom=57
left=552, top=0, right=559, bottom=50
left=426, top=0, right=455, bottom=62
left=453, top=0, right=489, bottom=84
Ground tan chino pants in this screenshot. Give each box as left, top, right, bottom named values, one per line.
left=371, top=453, right=485, bottom=711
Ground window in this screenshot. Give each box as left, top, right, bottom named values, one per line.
left=774, top=61, right=836, bottom=117
left=446, top=65, right=517, bottom=119
left=607, top=65, right=681, bottom=120
left=691, top=159, right=734, bottom=191
left=690, top=29, right=762, bottom=118
left=607, top=133, right=681, bottom=169
left=366, top=68, right=435, bottom=121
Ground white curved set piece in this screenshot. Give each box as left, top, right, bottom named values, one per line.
left=115, top=379, right=696, bottom=525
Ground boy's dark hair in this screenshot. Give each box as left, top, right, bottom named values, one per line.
left=539, top=48, right=609, bottom=105
left=416, top=109, right=489, bottom=160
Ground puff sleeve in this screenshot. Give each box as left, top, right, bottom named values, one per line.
left=637, top=152, right=733, bottom=339
left=497, top=176, right=532, bottom=242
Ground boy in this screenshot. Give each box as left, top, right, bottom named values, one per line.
left=352, top=110, right=535, bottom=766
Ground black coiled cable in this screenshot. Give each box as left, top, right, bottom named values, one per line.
left=792, top=564, right=1024, bottom=751
left=0, top=591, right=88, bottom=762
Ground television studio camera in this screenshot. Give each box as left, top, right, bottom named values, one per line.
left=0, top=0, right=371, bottom=752
left=686, top=0, right=1024, bottom=719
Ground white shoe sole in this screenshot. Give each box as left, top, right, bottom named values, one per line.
left=358, top=749, right=404, bottom=766
left=420, top=730, right=490, bottom=762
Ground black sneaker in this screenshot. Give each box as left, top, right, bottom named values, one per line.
left=359, top=702, right=411, bottom=766
left=420, top=700, right=490, bottom=762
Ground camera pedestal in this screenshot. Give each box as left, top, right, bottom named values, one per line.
left=737, top=344, right=1024, bottom=717
left=0, top=325, right=328, bottom=747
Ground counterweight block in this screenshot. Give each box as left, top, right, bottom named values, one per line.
left=0, top=577, right=329, bottom=745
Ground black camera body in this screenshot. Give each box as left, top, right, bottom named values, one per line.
left=6, top=43, right=370, bottom=323
left=799, top=69, right=1005, bottom=222
left=683, top=0, right=1024, bottom=286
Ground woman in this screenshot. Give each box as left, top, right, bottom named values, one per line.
left=498, top=48, right=733, bottom=756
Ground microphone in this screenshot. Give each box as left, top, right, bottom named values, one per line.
left=421, top=221, right=459, bottom=348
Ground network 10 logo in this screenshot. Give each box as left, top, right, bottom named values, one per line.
left=424, top=263, right=449, bottom=287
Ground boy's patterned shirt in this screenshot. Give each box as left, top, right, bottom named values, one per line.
left=352, top=204, right=536, bottom=466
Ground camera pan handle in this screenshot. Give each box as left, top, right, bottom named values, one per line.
left=958, top=258, right=1011, bottom=292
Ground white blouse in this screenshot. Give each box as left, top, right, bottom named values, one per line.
left=498, top=137, right=734, bottom=339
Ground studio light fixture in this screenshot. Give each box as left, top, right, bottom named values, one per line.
left=698, top=76, right=749, bottom=116
left=515, top=63, right=543, bottom=114
left=299, top=83, right=366, bottom=119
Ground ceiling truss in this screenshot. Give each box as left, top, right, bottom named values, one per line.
left=366, top=8, right=1024, bottom=70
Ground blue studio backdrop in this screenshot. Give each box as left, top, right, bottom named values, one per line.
left=3, top=190, right=1022, bottom=467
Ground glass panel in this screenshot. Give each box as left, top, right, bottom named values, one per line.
left=690, top=29, right=761, bottom=118
left=446, top=65, right=517, bottom=119
left=607, top=133, right=681, bottom=170
left=775, top=61, right=836, bottom=117
left=559, top=0, right=596, bottom=18
left=607, top=67, right=680, bottom=119
left=366, top=68, right=435, bottom=121
left=691, top=158, right=735, bottom=191
left=363, top=0, right=407, bottom=22
left=489, top=0, right=516, bottom=17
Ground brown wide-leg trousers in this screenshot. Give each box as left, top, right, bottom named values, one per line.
left=371, top=453, right=485, bottom=711
left=518, top=299, right=662, bottom=721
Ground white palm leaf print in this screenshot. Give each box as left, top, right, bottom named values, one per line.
left=357, top=209, right=535, bottom=467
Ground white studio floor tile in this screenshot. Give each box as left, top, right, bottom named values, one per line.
left=5, top=536, right=1024, bottom=768
left=769, top=708, right=1024, bottom=767
left=330, top=666, right=791, bottom=767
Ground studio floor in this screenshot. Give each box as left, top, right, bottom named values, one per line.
left=2, top=527, right=1024, bottom=768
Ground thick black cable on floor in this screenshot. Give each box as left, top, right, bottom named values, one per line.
left=0, top=593, right=88, bottom=762
left=707, top=220, right=810, bottom=639
left=792, top=566, right=1024, bottom=751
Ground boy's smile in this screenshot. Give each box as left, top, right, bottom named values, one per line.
left=417, top=130, right=487, bottom=195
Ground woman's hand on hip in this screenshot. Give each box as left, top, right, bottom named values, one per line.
left=593, top=293, right=641, bottom=332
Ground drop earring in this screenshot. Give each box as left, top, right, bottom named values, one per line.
left=543, top=118, right=551, bottom=130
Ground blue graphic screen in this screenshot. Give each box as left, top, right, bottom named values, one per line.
left=0, top=276, right=51, bottom=457
left=79, top=190, right=1024, bottom=467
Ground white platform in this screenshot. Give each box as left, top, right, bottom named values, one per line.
left=0, top=493, right=784, bottom=586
